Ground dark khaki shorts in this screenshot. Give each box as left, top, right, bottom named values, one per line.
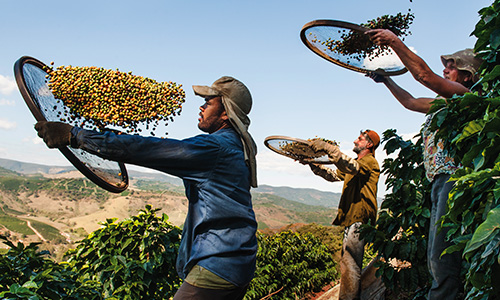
left=173, top=281, right=248, bottom=300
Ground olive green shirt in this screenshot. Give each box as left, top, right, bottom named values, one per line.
left=333, top=153, right=380, bottom=226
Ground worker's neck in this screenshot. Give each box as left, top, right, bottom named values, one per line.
left=357, top=149, right=371, bottom=160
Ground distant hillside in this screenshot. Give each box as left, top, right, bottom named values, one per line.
left=0, top=157, right=183, bottom=185
left=0, top=157, right=340, bottom=208
left=0, top=166, right=20, bottom=177
left=255, top=185, right=340, bottom=208
left=127, top=170, right=183, bottom=186
left=0, top=158, right=74, bottom=175
left=0, top=158, right=338, bottom=258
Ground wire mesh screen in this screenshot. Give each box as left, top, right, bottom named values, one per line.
left=301, top=21, right=407, bottom=75
left=21, top=61, right=127, bottom=190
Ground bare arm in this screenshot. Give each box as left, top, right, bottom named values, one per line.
left=365, top=29, right=470, bottom=98
left=368, top=73, right=434, bottom=113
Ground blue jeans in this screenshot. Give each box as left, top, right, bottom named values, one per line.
left=427, top=174, right=462, bottom=300
left=339, top=222, right=365, bottom=300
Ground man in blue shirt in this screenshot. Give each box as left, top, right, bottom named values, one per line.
left=35, top=76, right=258, bottom=300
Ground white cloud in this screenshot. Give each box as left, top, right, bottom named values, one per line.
left=258, top=150, right=311, bottom=176
left=32, top=137, right=44, bottom=145
left=0, top=75, right=17, bottom=95
left=0, top=119, right=16, bottom=130
left=0, top=98, right=15, bottom=106
left=21, top=136, right=44, bottom=145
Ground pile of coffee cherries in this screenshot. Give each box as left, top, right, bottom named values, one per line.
left=279, top=137, right=338, bottom=161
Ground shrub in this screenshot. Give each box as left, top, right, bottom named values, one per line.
left=66, top=205, right=182, bottom=299
left=245, top=230, right=337, bottom=300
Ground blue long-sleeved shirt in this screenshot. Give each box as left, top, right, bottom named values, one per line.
left=71, top=126, right=258, bottom=287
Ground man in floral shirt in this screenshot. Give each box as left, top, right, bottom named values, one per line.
left=366, top=28, right=482, bottom=300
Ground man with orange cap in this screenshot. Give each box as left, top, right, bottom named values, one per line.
left=306, top=129, right=380, bottom=300
left=366, top=28, right=483, bottom=300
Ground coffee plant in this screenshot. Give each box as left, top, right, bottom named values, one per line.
left=1, top=207, right=343, bottom=299
left=0, top=205, right=182, bottom=300
left=245, top=230, right=337, bottom=300
left=65, top=205, right=182, bottom=299
left=0, top=237, right=100, bottom=300
left=360, top=130, right=431, bottom=296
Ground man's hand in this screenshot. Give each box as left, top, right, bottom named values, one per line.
left=34, top=121, right=73, bottom=148
left=310, top=139, right=340, bottom=162
left=365, top=29, right=399, bottom=46
left=309, top=163, right=323, bottom=175
left=366, top=71, right=387, bottom=83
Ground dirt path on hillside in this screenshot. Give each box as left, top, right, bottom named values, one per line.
left=26, top=220, right=47, bottom=242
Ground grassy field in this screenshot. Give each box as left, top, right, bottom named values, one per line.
left=0, top=208, right=34, bottom=236
left=28, top=219, right=65, bottom=242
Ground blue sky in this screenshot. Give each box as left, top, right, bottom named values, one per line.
left=0, top=0, right=492, bottom=195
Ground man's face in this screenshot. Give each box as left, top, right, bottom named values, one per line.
left=443, top=60, right=471, bottom=84
left=353, top=133, right=372, bottom=154
left=198, top=96, right=228, bottom=133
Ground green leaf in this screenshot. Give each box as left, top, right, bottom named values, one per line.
left=482, top=65, right=500, bottom=82
left=442, top=243, right=465, bottom=256
left=461, top=142, right=486, bottom=167
left=434, top=109, right=448, bottom=127
left=21, top=280, right=39, bottom=289
left=464, top=206, right=500, bottom=258
left=490, top=28, right=500, bottom=49
left=481, top=235, right=500, bottom=258
left=456, top=119, right=484, bottom=143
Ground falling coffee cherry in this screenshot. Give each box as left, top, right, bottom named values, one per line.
left=45, top=64, right=186, bottom=136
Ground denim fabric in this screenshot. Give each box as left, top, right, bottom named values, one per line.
left=427, top=174, right=462, bottom=300
left=339, top=222, right=365, bottom=300
left=72, top=127, right=258, bottom=287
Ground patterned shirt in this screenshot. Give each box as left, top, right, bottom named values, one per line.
left=422, top=110, right=457, bottom=182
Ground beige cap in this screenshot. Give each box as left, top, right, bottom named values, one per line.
left=441, top=48, right=483, bottom=83
left=193, top=76, right=252, bottom=114
left=193, top=76, right=258, bottom=188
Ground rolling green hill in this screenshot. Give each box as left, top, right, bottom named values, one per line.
left=254, top=184, right=340, bottom=208
left=0, top=158, right=74, bottom=175
left=0, top=157, right=342, bottom=208
left=0, top=158, right=339, bottom=259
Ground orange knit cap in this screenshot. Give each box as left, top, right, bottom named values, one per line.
left=363, top=129, right=380, bottom=155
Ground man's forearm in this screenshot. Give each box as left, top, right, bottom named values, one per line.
left=310, top=164, right=341, bottom=182
left=334, top=153, right=359, bottom=175
left=384, top=77, right=432, bottom=113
